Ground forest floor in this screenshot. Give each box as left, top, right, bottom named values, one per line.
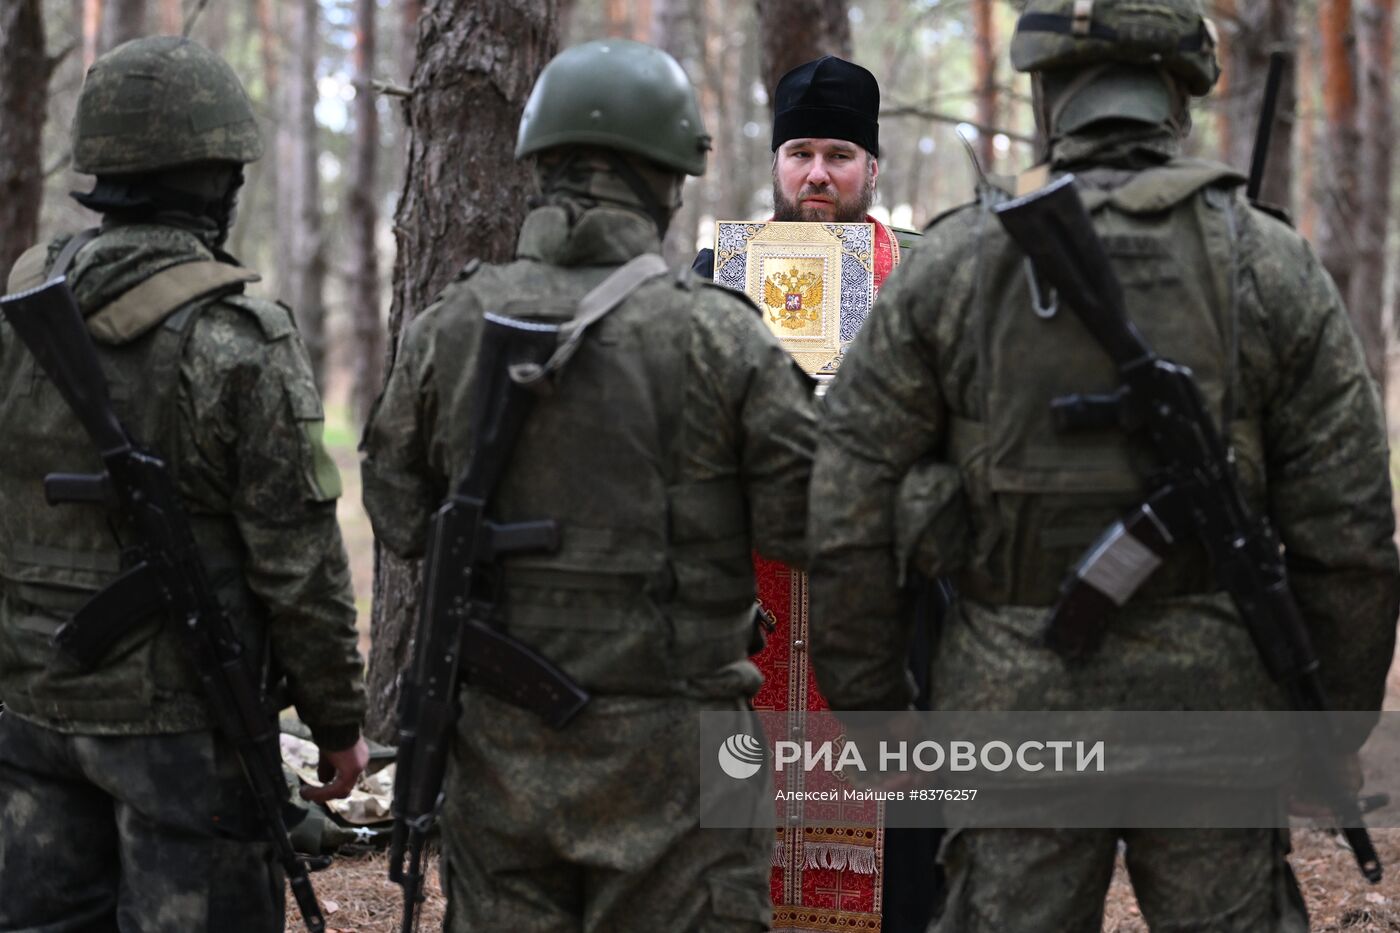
left=312, top=407, right=1400, bottom=932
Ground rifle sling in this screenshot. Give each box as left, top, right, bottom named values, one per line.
left=508, top=252, right=668, bottom=388
left=51, top=228, right=101, bottom=280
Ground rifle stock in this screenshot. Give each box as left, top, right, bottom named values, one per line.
left=1, top=279, right=127, bottom=453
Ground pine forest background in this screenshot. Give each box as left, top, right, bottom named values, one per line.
left=3, top=0, right=1400, bottom=739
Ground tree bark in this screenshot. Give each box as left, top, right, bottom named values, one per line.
left=1350, top=0, right=1393, bottom=389
left=158, top=0, right=180, bottom=34
left=83, top=0, right=103, bottom=68
left=1215, top=0, right=1296, bottom=209
left=1297, top=17, right=1320, bottom=240
left=281, top=0, right=328, bottom=388
left=349, top=0, right=384, bottom=423
left=401, top=0, right=423, bottom=83
left=754, top=0, right=850, bottom=101
left=605, top=0, right=628, bottom=36
left=366, top=0, right=562, bottom=743
left=972, top=0, right=997, bottom=169
left=654, top=0, right=704, bottom=265
left=1317, top=0, right=1361, bottom=324
left=0, top=0, right=46, bottom=281
left=101, top=0, right=145, bottom=50
left=230, top=0, right=279, bottom=266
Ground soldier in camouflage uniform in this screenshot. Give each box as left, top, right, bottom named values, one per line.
left=362, top=39, right=814, bottom=933
left=808, top=1, right=1400, bottom=930
left=0, top=37, right=368, bottom=932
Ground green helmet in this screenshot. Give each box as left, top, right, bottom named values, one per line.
left=517, top=39, right=710, bottom=176
left=72, top=36, right=262, bottom=176
left=1011, top=0, right=1220, bottom=97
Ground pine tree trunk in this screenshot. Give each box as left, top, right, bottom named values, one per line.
left=1217, top=0, right=1297, bottom=209
left=973, top=0, right=997, bottom=169
left=282, top=0, right=328, bottom=388
left=157, top=0, right=180, bottom=34
left=605, top=0, right=628, bottom=35
left=349, top=0, right=384, bottom=423
left=365, top=0, right=562, bottom=743
left=1318, top=0, right=1360, bottom=305
left=1350, top=0, right=1393, bottom=389
left=653, top=0, right=702, bottom=265
left=101, top=0, right=145, bottom=50
left=0, top=0, right=46, bottom=281
left=1297, top=19, right=1320, bottom=240
left=754, top=0, right=850, bottom=100
left=228, top=0, right=277, bottom=262
left=401, top=0, right=422, bottom=84
left=83, top=0, right=104, bottom=68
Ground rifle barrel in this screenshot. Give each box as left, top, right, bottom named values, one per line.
left=1246, top=52, right=1287, bottom=203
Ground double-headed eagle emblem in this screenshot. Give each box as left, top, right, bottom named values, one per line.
left=763, top=267, right=823, bottom=330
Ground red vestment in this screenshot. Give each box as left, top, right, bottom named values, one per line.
left=754, top=216, right=900, bottom=931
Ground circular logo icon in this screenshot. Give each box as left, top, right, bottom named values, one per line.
left=717, top=733, right=765, bottom=780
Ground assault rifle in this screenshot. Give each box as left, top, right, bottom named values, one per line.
left=0, top=278, right=329, bottom=931
left=387, top=311, right=591, bottom=933
left=993, top=175, right=1383, bottom=884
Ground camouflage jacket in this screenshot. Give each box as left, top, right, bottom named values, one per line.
left=809, top=147, right=1399, bottom=737
left=362, top=202, right=816, bottom=700
left=0, top=222, right=365, bottom=748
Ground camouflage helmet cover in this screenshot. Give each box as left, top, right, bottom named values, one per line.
left=1011, top=0, right=1220, bottom=96
left=517, top=39, right=711, bottom=176
left=72, top=36, right=263, bottom=176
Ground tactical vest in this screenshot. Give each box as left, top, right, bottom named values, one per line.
left=945, top=159, right=1268, bottom=607
left=0, top=231, right=271, bottom=728
left=440, top=261, right=758, bottom=696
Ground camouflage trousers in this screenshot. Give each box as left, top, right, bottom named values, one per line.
left=0, top=710, right=284, bottom=933
left=440, top=690, right=772, bottom=933
left=935, top=826, right=1309, bottom=933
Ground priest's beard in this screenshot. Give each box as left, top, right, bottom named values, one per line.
left=771, top=162, right=876, bottom=222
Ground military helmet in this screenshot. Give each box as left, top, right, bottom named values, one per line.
left=72, top=36, right=263, bottom=176
left=1011, top=0, right=1220, bottom=96
left=517, top=39, right=711, bottom=176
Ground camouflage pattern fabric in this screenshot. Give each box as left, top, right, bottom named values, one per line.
left=808, top=115, right=1398, bottom=930
left=362, top=163, right=815, bottom=928
left=439, top=692, right=771, bottom=933
left=936, top=824, right=1307, bottom=933
left=0, top=221, right=364, bottom=745
left=1010, top=0, right=1220, bottom=96
left=72, top=36, right=263, bottom=175
left=0, top=711, right=284, bottom=932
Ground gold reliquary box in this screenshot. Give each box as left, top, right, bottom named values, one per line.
left=713, top=221, right=875, bottom=375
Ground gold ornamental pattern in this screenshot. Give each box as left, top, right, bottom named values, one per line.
left=713, top=221, right=875, bottom=374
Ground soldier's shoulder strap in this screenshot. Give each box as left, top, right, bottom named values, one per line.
left=219, top=293, right=301, bottom=343
left=87, top=262, right=260, bottom=345
left=1085, top=157, right=1245, bottom=215
left=7, top=228, right=101, bottom=293
left=507, top=252, right=670, bottom=389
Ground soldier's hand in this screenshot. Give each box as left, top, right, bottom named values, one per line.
left=300, top=736, right=370, bottom=802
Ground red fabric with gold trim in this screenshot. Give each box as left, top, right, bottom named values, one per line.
left=755, top=217, right=898, bottom=930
